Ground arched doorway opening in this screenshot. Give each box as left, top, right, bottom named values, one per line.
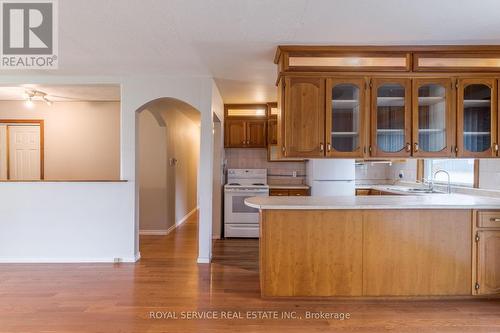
left=135, top=97, right=201, bottom=258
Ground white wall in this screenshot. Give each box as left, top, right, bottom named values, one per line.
left=0, top=101, right=121, bottom=180
left=138, top=110, right=168, bottom=233
left=0, top=75, right=218, bottom=264
left=0, top=125, right=6, bottom=179
left=0, top=182, right=135, bottom=262
left=163, top=109, right=200, bottom=225
left=479, top=159, right=500, bottom=190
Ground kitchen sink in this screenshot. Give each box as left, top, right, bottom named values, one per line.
left=405, top=188, right=445, bottom=194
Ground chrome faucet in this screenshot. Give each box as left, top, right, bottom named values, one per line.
left=434, top=169, right=452, bottom=194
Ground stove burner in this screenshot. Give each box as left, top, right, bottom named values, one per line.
left=228, top=183, right=241, bottom=186
left=252, top=183, right=265, bottom=186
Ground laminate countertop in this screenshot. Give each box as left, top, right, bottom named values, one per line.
left=245, top=194, right=500, bottom=210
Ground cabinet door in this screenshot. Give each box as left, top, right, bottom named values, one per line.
left=267, top=116, right=278, bottom=145
left=289, top=189, right=309, bottom=196
left=476, top=230, right=500, bottom=295
left=457, top=78, right=497, bottom=157
left=412, top=78, right=454, bottom=157
left=269, top=189, right=289, bottom=196
left=284, top=77, right=325, bottom=157
left=224, top=119, right=246, bottom=147
left=246, top=120, right=267, bottom=147
left=370, top=78, right=412, bottom=157
left=326, top=78, right=367, bottom=157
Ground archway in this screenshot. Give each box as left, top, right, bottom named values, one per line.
left=135, top=97, right=201, bottom=258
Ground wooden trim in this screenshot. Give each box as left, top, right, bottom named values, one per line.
left=474, top=160, right=480, bottom=188
left=411, top=78, right=454, bottom=157
left=0, top=119, right=44, bottom=180
left=416, top=159, right=424, bottom=181
left=276, top=45, right=500, bottom=57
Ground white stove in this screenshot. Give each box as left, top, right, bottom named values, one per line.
left=224, top=169, right=269, bottom=238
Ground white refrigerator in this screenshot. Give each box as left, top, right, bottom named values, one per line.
left=306, top=159, right=355, bottom=196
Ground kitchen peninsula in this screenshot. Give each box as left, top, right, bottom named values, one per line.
left=246, top=195, right=500, bottom=298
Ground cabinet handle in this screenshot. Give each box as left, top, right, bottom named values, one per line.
left=405, top=143, right=411, bottom=152
left=319, top=143, right=324, bottom=152
left=327, top=143, right=331, bottom=152
left=490, top=218, right=500, bottom=222
left=494, top=143, right=499, bottom=152
left=414, top=142, right=419, bottom=152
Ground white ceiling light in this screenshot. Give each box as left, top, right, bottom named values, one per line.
left=24, top=89, right=53, bottom=106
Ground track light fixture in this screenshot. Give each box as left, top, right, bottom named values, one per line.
left=24, top=89, right=53, bottom=106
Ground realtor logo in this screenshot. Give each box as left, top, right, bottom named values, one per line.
left=0, top=0, right=58, bottom=69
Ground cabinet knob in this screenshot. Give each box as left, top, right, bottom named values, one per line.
left=414, top=143, right=419, bottom=152
left=319, top=143, right=324, bottom=152
left=494, top=143, right=499, bottom=152
left=405, top=143, right=411, bottom=152
left=327, top=143, right=331, bottom=152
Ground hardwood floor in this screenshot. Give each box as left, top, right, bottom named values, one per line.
left=0, top=213, right=499, bottom=332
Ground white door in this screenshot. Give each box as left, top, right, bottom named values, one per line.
left=8, top=125, right=41, bottom=180
left=0, top=125, right=7, bottom=180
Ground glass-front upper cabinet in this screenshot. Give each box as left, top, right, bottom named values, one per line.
left=370, top=78, right=412, bottom=157
left=325, top=78, right=366, bottom=157
left=412, top=78, right=454, bottom=157
left=457, top=79, right=497, bottom=157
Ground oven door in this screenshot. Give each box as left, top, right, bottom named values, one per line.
left=224, top=189, right=267, bottom=224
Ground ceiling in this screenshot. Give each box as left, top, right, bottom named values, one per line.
left=0, top=85, right=120, bottom=101
left=2, top=0, right=500, bottom=103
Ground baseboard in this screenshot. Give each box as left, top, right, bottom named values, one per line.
left=176, top=207, right=198, bottom=227
left=139, top=229, right=169, bottom=236
left=197, top=257, right=210, bottom=264
left=0, top=256, right=139, bottom=263
left=139, top=207, right=198, bottom=236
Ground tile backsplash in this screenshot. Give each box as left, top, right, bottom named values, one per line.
left=355, top=160, right=418, bottom=185
left=224, top=148, right=306, bottom=185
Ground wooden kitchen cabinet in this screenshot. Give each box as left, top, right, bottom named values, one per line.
left=267, top=115, right=278, bottom=145
left=326, top=78, right=368, bottom=157
left=370, top=78, right=412, bottom=157
left=457, top=78, right=497, bottom=157
left=246, top=120, right=267, bottom=147
left=224, top=119, right=247, bottom=147
left=224, top=119, right=267, bottom=148
left=475, top=230, right=500, bottom=295
left=275, top=47, right=500, bottom=159
left=474, top=210, right=500, bottom=295
left=283, top=76, right=325, bottom=157
left=412, top=78, right=455, bottom=157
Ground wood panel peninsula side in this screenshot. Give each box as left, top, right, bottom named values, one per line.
left=245, top=195, right=500, bottom=298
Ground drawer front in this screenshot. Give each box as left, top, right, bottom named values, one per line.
left=356, top=189, right=371, bottom=196
left=269, top=189, right=289, bottom=196
left=477, top=211, right=500, bottom=228
left=289, top=189, right=309, bottom=196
